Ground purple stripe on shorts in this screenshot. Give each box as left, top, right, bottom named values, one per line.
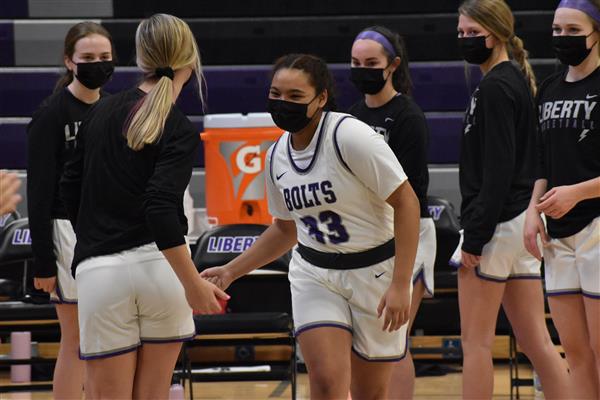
left=412, top=268, right=434, bottom=296
left=141, top=334, right=196, bottom=344
left=475, top=268, right=542, bottom=283
left=53, top=284, right=77, bottom=304
left=50, top=299, right=77, bottom=305
left=351, top=333, right=409, bottom=363
left=582, top=291, right=600, bottom=300
left=79, top=343, right=140, bottom=361
left=295, top=322, right=353, bottom=337
left=506, top=276, right=541, bottom=281
left=412, top=268, right=424, bottom=284
left=546, top=289, right=583, bottom=297
left=474, top=267, right=507, bottom=283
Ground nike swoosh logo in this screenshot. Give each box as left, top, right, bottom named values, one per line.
left=587, top=94, right=598, bottom=99
left=385, top=117, right=395, bottom=123
left=375, top=272, right=385, bottom=279
left=276, top=171, right=287, bottom=180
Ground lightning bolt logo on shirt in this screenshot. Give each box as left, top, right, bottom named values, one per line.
left=579, top=129, right=590, bottom=142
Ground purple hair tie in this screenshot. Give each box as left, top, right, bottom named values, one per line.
left=354, top=31, right=397, bottom=57
left=558, top=0, right=600, bottom=25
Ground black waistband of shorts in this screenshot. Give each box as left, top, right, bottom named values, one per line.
left=296, top=238, right=395, bottom=270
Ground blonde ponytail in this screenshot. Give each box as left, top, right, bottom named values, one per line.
left=126, top=75, right=174, bottom=150
left=125, top=14, right=204, bottom=151
left=510, top=35, right=537, bottom=97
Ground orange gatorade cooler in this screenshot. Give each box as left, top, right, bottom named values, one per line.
left=201, top=113, right=284, bottom=226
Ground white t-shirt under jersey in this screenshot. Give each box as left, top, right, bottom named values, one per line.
left=266, top=111, right=407, bottom=253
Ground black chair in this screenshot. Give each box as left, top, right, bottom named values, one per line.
left=194, top=224, right=292, bottom=314
left=182, top=224, right=296, bottom=399
left=194, top=223, right=290, bottom=272
left=0, top=218, right=32, bottom=262
left=0, top=212, right=24, bottom=300
left=0, top=218, right=57, bottom=393
left=0, top=218, right=33, bottom=299
left=183, top=313, right=296, bottom=400
left=0, top=211, right=20, bottom=230
left=0, top=216, right=54, bottom=320
left=0, top=217, right=50, bottom=304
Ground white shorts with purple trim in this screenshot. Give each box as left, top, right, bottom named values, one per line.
left=412, top=218, right=436, bottom=297
left=476, top=211, right=541, bottom=282
left=50, top=219, right=77, bottom=304
left=76, top=242, right=195, bottom=360
left=544, top=217, right=600, bottom=299
left=289, top=249, right=411, bottom=362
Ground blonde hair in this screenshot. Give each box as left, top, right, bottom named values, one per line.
left=126, top=14, right=204, bottom=151
left=459, top=0, right=537, bottom=96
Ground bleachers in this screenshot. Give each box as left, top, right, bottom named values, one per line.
left=0, top=0, right=557, bottom=19
left=2, top=12, right=555, bottom=67
left=0, top=61, right=563, bottom=116
left=0, top=1, right=563, bottom=170
left=0, top=60, right=563, bottom=169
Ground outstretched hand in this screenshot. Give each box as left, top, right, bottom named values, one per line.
left=200, top=266, right=235, bottom=291
left=185, top=276, right=230, bottom=314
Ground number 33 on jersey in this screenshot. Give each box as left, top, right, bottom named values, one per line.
left=266, top=111, right=408, bottom=254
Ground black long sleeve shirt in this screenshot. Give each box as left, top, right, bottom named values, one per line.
left=537, top=66, right=600, bottom=238
left=27, top=88, right=103, bottom=278
left=60, top=87, right=198, bottom=271
left=348, top=94, right=431, bottom=218
left=460, top=61, right=536, bottom=255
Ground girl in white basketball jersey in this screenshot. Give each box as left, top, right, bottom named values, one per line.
left=202, top=53, right=420, bottom=399
left=525, top=0, right=600, bottom=397
left=347, top=26, right=436, bottom=399
left=456, top=1, right=570, bottom=398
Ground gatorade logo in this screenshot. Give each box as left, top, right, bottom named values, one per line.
left=428, top=205, right=445, bottom=221
left=11, top=229, right=31, bottom=245
left=207, top=236, right=259, bottom=253
left=220, top=141, right=275, bottom=200
left=236, top=145, right=261, bottom=174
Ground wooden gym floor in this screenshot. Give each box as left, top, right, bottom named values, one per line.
left=0, top=364, right=536, bottom=399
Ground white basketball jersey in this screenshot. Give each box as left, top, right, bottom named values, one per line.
left=266, top=111, right=408, bottom=253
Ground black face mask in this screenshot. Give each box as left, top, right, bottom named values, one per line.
left=350, top=67, right=390, bottom=95
left=458, top=35, right=493, bottom=65
left=552, top=33, right=596, bottom=66
left=75, top=60, right=114, bottom=89
left=267, top=96, right=319, bottom=133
